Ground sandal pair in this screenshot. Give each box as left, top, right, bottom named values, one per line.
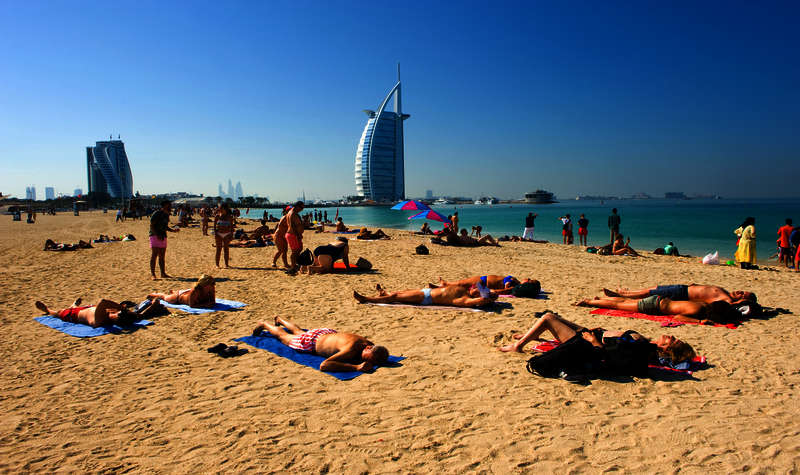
left=207, top=343, right=248, bottom=358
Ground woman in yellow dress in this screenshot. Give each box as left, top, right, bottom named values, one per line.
left=734, top=217, right=756, bottom=268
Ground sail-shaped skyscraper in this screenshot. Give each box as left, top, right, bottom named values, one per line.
left=86, top=140, right=133, bottom=199
left=354, top=70, right=410, bottom=202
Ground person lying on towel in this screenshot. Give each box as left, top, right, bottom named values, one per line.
left=576, top=295, right=740, bottom=325
left=430, top=275, right=540, bottom=296
left=497, top=311, right=695, bottom=380
left=601, top=285, right=756, bottom=305
left=353, top=282, right=494, bottom=308
left=252, top=316, right=389, bottom=372
left=147, top=274, right=216, bottom=308
left=36, top=298, right=140, bottom=328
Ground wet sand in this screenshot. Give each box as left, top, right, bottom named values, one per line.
left=1, top=211, right=799, bottom=472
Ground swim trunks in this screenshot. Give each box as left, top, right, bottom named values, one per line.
left=649, top=285, right=689, bottom=301
left=578, top=227, right=587, bottom=236
left=479, top=276, right=488, bottom=286
left=421, top=287, right=433, bottom=305
left=502, top=275, right=514, bottom=287
left=288, top=328, right=337, bottom=353
left=149, top=235, right=167, bottom=248
left=285, top=233, right=302, bottom=251
left=637, top=295, right=663, bottom=315
left=57, top=306, right=91, bottom=323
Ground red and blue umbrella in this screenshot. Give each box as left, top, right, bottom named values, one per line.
left=391, top=200, right=430, bottom=211
left=408, top=209, right=448, bottom=223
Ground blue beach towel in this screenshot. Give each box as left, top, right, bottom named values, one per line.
left=34, top=316, right=152, bottom=338
left=159, top=298, right=246, bottom=314
left=234, top=335, right=405, bottom=381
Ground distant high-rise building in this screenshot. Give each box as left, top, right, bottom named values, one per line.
left=86, top=140, right=133, bottom=198
left=227, top=179, right=234, bottom=199
left=218, top=184, right=225, bottom=198
left=354, top=69, right=410, bottom=202
left=45, top=187, right=55, bottom=200
left=25, top=186, right=36, bottom=200
left=74, top=188, right=83, bottom=197
left=425, top=190, right=433, bottom=199
left=234, top=182, right=243, bottom=201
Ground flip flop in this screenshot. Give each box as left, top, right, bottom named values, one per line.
left=207, top=343, right=227, bottom=354
left=220, top=345, right=248, bottom=358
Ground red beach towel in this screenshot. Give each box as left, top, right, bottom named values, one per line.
left=589, top=308, right=739, bottom=329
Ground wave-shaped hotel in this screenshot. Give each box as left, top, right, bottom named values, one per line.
left=86, top=139, right=133, bottom=199
left=354, top=74, right=410, bottom=202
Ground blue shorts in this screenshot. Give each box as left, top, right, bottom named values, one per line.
left=421, top=287, right=433, bottom=305
left=650, top=285, right=689, bottom=301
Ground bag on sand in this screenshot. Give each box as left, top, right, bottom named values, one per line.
left=702, top=251, right=719, bottom=265
left=355, top=257, right=372, bottom=270
left=415, top=244, right=429, bottom=255
left=526, top=334, right=599, bottom=378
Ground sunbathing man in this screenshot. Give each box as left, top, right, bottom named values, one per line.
left=576, top=295, right=738, bottom=324
left=252, top=316, right=389, bottom=372
left=353, top=283, right=495, bottom=308
left=35, top=298, right=138, bottom=328
left=357, top=227, right=390, bottom=240
left=147, top=274, right=216, bottom=308
left=603, top=285, right=756, bottom=305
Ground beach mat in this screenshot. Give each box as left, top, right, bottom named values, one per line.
left=498, top=290, right=550, bottom=300
left=159, top=298, right=246, bottom=314
left=532, top=340, right=708, bottom=375
left=364, top=301, right=512, bottom=313
left=589, top=308, right=739, bottom=329
left=34, top=316, right=152, bottom=338
left=332, top=262, right=375, bottom=273
left=234, top=335, right=405, bottom=381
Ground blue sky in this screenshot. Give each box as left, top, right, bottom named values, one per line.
left=1, top=0, right=797, bottom=201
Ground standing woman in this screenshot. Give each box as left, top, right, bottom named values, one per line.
left=214, top=203, right=236, bottom=268
left=734, top=217, right=756, bottom=269
left=149, top=200, right=179, bottom=280
left=272, top=208, right=290, bottom=268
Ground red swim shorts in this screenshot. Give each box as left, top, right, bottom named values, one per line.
left=285, top=233, right=302, bottom=251
left=578, top=227, right=587, bottom=236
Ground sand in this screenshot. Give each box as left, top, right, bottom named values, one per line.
left=1, top=211, right=799, bottom=473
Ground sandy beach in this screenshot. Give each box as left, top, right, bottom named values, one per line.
left=1, top=211, right=799, bottom=473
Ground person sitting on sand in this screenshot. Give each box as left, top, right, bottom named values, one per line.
left=147, top=274, right=216, bottom=308
left=335, top=217, right=348, bottom=232
left=353, top=283, right=495, bottom=308
left=602, top=285, right=756, bottom=305
left=416, top=222, right=433, bottom=235
left=576, top=294, right=738, bottom=325
left=35, top=298, right=139, bottom=328
left=239, top=219, right=271, bottom=240
left=497, top=311, right=696, bottom=372
left=431, top=275, right=536, bottom=293
left=357, top=227, right=390, bottom=240
left=470, top=225, right=483, bottom=237
left=252, top=316, right=389, bottom=372
left=457, top=228, right=499, bottom=246
left=304, top=237, right=350, bottom=274
left=612, top=234, right=640, bottom=256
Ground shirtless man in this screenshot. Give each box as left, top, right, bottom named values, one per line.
left=432, top=275, right=533, bottom=291
left=603, top=285, right=756, bottom=305
left=252, top=316, right=389, bottom=372
left=286, top=201, right=305, bottom=273
left=353, top=284, right=494, bottom=308
left=147, top=274, right=216, bottom=308
left=457, top=229, right=499, bottom=246
left=272, top=212, right=290, bottom=268
left=576, top=295, right=737, bottom=324
left=35, top=299, right=138, bottom=328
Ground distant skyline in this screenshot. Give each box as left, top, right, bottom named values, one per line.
left=1, top=1, right=798, bottom=201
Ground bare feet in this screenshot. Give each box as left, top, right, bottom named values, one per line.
left=498, top=343, right=522, bottom=352
left=602, top=288, right=621, bottom=297
left=161, top=273, right=171, bottom=279
left=72, top=298, right=82, bottom=307
left=353, top=291, right=367, bottom=303
left=151, top=275, right=159, bottom=281
left=35, top=301, right=49, bottom=313
left=375, top=284, right=388, bottom=296
left=574, top=299, right=592, bottom=307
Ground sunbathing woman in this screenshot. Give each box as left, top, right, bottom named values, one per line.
left=213, top=203, right=236, bottom=268
left=335, top=217, right=348, bottom=232
left=304, top=237, right=350, bottom=274
left=229, top=236, right=269, bottom=248
left=147, top=274, right=216, bottom=308
left=35, top=298, right=139, bottom=328
left=576, top=295, right=737, bottom=324
left=44, top=239, right=92, bottom=251
left=353, top=283, right=494, bottom=308
left=356, top=227, right=390, bottom=240
left=432, top=275, right=529, bottom=291
left=497, top=311, right=695, bottom=365
left=612, top=234, right=640, bottom=257
left=415, top=222, right=433, bottom=235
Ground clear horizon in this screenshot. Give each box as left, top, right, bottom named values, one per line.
left=1, top=1, right=798, bottom=202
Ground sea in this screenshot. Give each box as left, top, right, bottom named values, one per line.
left=244, top=198, right=799, bottom=263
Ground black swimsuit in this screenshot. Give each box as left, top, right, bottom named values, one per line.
left=314, top=244, right=345, bottom=261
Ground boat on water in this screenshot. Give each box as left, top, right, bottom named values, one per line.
left=524, top=190, right=557, bottom=204
left=434, top=198, right=456, bottom=205
left=474, top=197, right=498, bottom=205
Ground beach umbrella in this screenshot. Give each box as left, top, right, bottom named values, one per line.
left=391, top=200, right=430, bottom=211
left=408, top=209, right=448, bottom=223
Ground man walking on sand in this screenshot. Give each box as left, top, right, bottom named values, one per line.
left=608, top=208, right=621, bottom=243
left=523, top=212, right=537, bottom=241
left=285, top=201, right=305, bottom=274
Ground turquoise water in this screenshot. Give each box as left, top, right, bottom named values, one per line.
left=245, top=199, right=799, bottom=262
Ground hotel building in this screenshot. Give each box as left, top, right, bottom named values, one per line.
left=86, top=140, right=133, bottom=199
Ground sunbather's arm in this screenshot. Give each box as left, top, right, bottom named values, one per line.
left=454, top=297, right=493, bottom=307
left=319, top=347, right=371, bottom=372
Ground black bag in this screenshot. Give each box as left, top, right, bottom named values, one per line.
left=526, top=334, right=599, bottom=378
left=599, top=334, right=653, bottom=376
left=415, top=244, right=429, bottom=255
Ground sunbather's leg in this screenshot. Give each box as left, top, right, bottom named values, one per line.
left=605, top=287, right=654, bottom=299
left=252, top=320, right=295, bottom=345
left=35, top=301, right=58, bottom=316
left=576, top=296, right=640, bottom=312
left=499, top=312, right=580, bottom=352
left=148, top=291, right=179, bottom=304
left=274, top=316, right=303, bottom=335
left=353, top=289, right=424, bottom=304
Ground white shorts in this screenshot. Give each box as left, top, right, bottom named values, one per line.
left=522, top=227, right=535, bottom=240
